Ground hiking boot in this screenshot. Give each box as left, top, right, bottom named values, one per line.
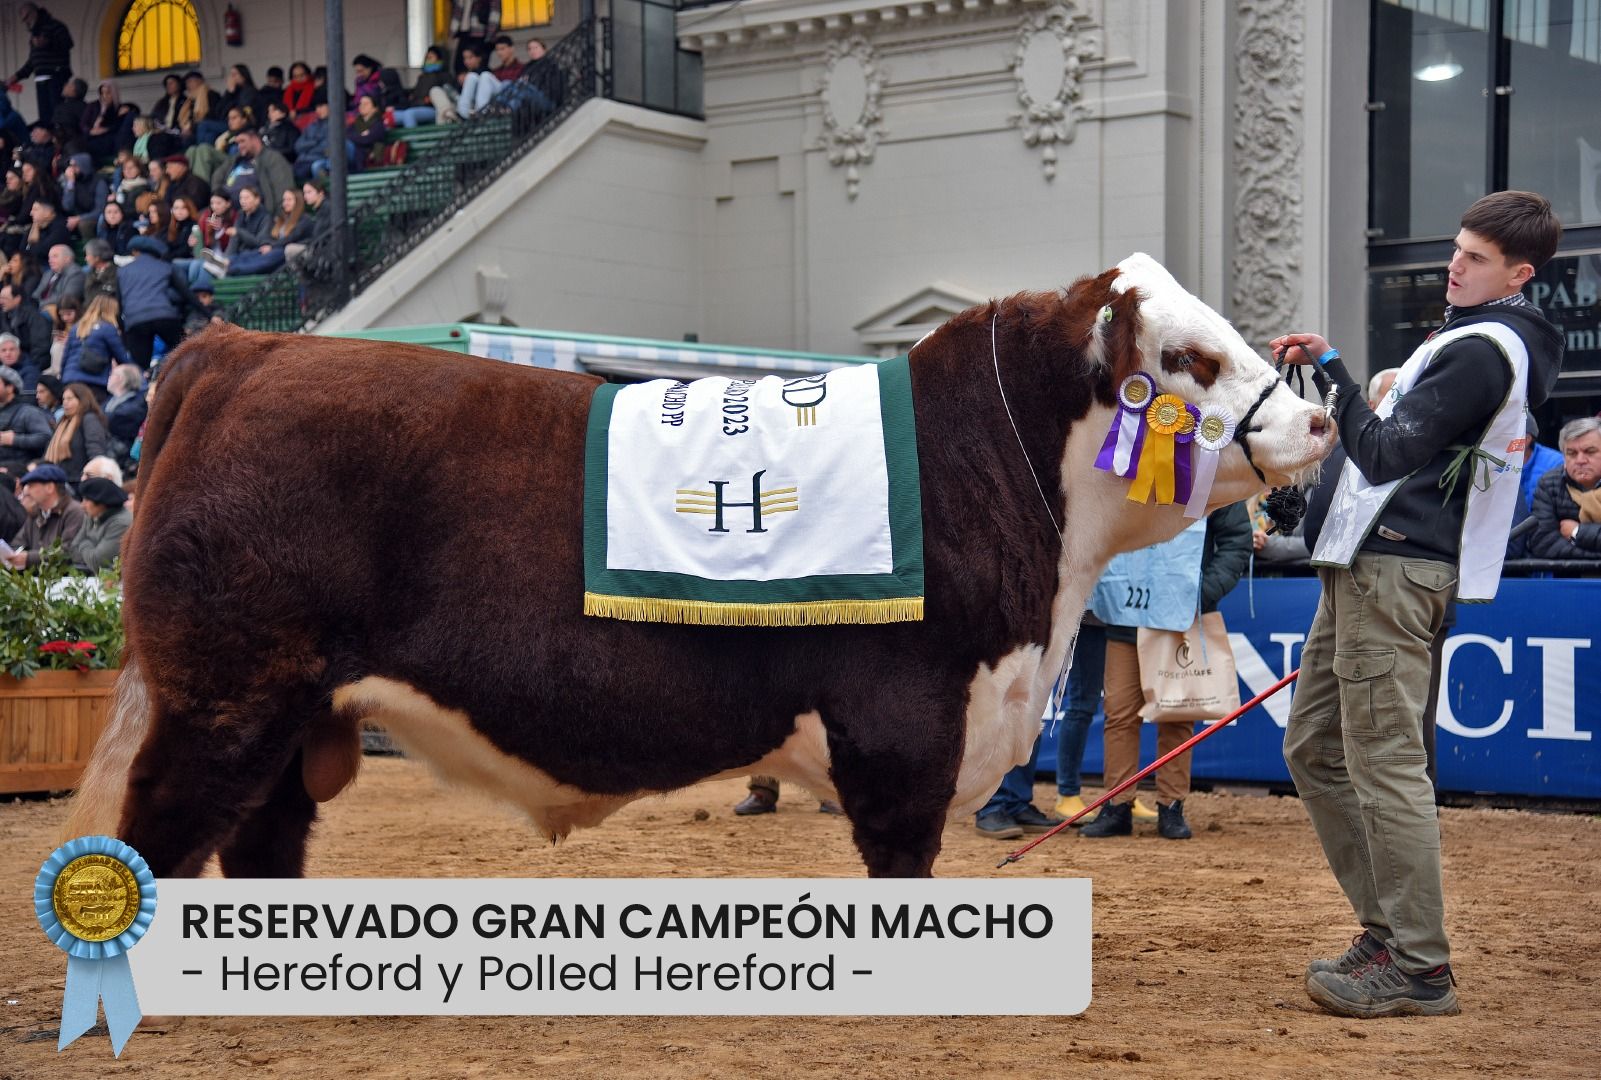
left=733, top=788, right=777, bottom=815
left=1131, top=798, right=1159, bottom=822
left=1079, top=801, right=1133, bottom=837
left=1156, top=799, right=1192, bottom=840
left=975, top=813, right=1023, bottom=840
left=1307, top=930, right=1385, bottom=978
left=1305, top=950, right=1460, bottom=1018
left=1054, top=793, right=1090, bottom=824
left=817, top=799, right=845, bottom=815
left=1012, top=804, right=1065, bottom=833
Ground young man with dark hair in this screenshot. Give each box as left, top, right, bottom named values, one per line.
left=1271, top=190, right=1565, bottom=1019
left=490, top=34, right=524, bottom=82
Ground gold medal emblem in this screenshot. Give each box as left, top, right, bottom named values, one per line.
left=52, top=855, right=140, bottom=943
left=1124, top=379, right=1149, bottom=406
left=1200, top=414, right=1228, bottom=443
left=1148, top=395, right=1186, bottom=435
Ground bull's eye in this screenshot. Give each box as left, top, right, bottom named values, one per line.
left=1178, top=353, right=1194, bottom=368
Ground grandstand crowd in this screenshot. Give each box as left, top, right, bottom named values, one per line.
left=0, top=11, right=567, bottom=570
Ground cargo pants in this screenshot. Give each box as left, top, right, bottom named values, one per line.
left=1283, top=553, right=1455, bottom=973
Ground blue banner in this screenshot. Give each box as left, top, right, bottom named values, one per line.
left=1038, top=577, right=1599, bottom=799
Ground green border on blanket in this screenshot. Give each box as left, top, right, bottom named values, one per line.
left=583, top=356, right=925, bottom=613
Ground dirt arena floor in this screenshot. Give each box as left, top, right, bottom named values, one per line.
left=3, top=756, right=1598, bottom=1080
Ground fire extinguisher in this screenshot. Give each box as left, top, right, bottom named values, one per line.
left=224, top=5, right=243, bottom=47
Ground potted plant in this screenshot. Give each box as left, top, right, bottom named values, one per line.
left=0, top=554, right=125, bottom=794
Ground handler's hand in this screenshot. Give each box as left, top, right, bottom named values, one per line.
left=1268, top=333, right=1332, bottom=365
left=4, top=550, right=27, bottom=570
left=1253, top=529, right=1268, bottom=552
left=1561, top=519, right=1580, bottom=540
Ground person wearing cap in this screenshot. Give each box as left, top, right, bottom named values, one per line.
left=162, top=152, right=211, bottom=211
left=4, top=461, right=83, bottom=570
left=0, top=362, right=51, bottom=475
left=66, top=474, right=129, bottom=573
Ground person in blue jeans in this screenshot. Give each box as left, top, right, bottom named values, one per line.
left=1050, top=620, right=1105, bottom=822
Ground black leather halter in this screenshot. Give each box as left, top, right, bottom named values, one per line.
left=1233, top=373, right=1309, bottom=536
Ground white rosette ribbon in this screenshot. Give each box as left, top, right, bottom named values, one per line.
left=1183, top=403, right=1237, bottom=519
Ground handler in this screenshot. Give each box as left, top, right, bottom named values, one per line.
left=1270, top=190, right=1563, bottom=1019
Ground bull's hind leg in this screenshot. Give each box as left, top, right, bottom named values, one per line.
left=216, top=749, right=319, bottom=877
left=823, top=672, right=966, bottom=877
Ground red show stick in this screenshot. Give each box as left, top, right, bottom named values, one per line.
left=997, top=668, right=1300, bottom=867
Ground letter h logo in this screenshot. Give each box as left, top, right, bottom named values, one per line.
left=676, top=470, right=799, bottom=532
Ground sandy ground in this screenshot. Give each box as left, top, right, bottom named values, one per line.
left=2, top=756, right=1598, bottom=1080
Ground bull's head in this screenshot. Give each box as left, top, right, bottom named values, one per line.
left=1094, top=253, right=1335, bottom=503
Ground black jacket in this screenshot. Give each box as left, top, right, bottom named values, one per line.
left=11, top=7, right=73, bottom=81
left=0, top=397, right=53, bottom=473
left=1526, top=466, right=1601, bottom=560
left=1318, top=302, right=1564, bottom=564
left=1, top=300, right=53, bottom=389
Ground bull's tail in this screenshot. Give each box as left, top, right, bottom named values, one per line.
left=61, top=658, right=152, bottom=842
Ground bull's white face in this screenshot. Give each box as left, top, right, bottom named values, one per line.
left=1108, top=253, right=1335, bottom=497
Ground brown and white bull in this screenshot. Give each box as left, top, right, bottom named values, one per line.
left=67, top=254, right=1332, bottom=877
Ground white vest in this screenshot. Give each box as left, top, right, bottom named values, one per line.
left=1311, top=320, right=1530, bottom=602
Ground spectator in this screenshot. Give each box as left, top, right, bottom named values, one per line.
left=162, top=152, right=211, bottom=210
left=66, top=475, right=129, bottom=573
left=47, top=292, right=78, bottom=374
left=221, top=184, right=271, bottom=260
left=0, top=281, right=51, bottom=389
left=0, top=169, right=24, bottom=236
left=167, top=196, right=200, bottom=255
left=491, top=35, right=525, bottom=82
left=60, top=153, right=107, bottom=236
left=395, top=46, right=451, bottom=128
left=179, top=70, right=224, bottom=147
left=110, top=155, right=150, bottom=213
left=456, top=43, right=501, bottom=119
left=40, top=380, right=108, bottom=480
left=34, top=372, right=61, bottom=420
left=32, top=242, right=82, bottom=315
left=221, top=64, right=265, bottom=126
left=82, top=239, right=117, bottom=306
left=263, top=66, right=285, bottom=95
left=8, top=4, right=74, bottom=131
left=19, top=159, right=61, bottom=217
left=80, top=453, right=123, bottom=485
left=150, top=73, right=185, bottom=133
left=50, top=75, right=87, bottom=145
left=226, top=187, right=308, bottom=276
left=20, top=122, right=58, bottom=176
left=1081, top=503, right=1253, bottom=840
left=95, top=199, right=135, bottom=257
left=213, top=104, right=254, bottom=154
left=1527, top=417, right=1601, bottom=560
left=117, top=235, right=210, bottom=367
left=522, top=37, right=564, bottom=113
left=137, top=200, right=172, bottom=257
left=349, top=94, right=387, bottom=169
left=4, top=462, right=84, bottom=570
left=60, top=294, right=128, bottom=401
left=25, top=201, right=69, bottom=265
left=292, top=94, right=336, bottom=182
left=81, top=80, right=135, bottom=165
left=284, top=62, right=316, bottom=124
left=0, top=95, right=26, bottom=146
left=350, top=55, right=385, bottom=118
left=1050, top=614, right=1109, bottom=823
left=102, top=363, right=144, bottom=466
left=261, top=99, right=298, bottom=160
left=449, top=0, right=501, bottom=74
left=1, top=251, right=41, bottom=299
left=0, top=363, right=51, bottom=475
left=285, top=179, right=328, bottom=269
left=0, top=463, right=25, bottom=541
left=1507, top=415, right=1564, bottom=559
left=211, top=126, right=292, bottom=212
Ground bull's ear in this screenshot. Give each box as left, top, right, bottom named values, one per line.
left=1101, top=286, right=1145, bottom=386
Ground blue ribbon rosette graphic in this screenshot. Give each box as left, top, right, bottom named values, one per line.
left=34, top=836, right=157, bottom=1056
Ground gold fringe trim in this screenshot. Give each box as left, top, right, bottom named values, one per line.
left=583, top=593, right=924, bottom=626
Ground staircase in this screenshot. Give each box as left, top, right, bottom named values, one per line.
left=224, top=21, right=596, bottom=333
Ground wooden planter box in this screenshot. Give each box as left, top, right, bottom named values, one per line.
left=0, top=669, right=120, bottom=795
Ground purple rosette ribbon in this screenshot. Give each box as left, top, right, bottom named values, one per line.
left=1095, top=372, right=1156, bottom=479
left=1173, top=402, right=1200, bottom=505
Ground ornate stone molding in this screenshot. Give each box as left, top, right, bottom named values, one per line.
left=817, top=36, right=887, bottom=199
left=1008, top=2, right=1100, bottom=180
left=1230, top=0, right=1304, bottom=349
left=681, top=0, right=1048, bottom=53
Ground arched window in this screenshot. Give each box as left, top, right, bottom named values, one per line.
left=115, top=0, right=201, bottom=75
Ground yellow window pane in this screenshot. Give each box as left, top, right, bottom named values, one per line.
left=117, top=0, right=200, bottom=74
left=504, top=0, right=553, bottom=30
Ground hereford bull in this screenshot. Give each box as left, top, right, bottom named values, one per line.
left=67, top=254, right=1333, bottom=878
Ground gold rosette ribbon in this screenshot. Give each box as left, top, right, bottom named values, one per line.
left=1128, top=394, right=1192, bottom=505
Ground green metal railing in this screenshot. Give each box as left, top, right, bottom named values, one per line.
left=226, top=20, right=599, bottom=332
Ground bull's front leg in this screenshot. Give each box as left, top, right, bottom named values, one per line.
left=820, top=666, right=967, bottom=877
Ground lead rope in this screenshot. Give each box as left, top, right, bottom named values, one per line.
left=991, top=311, right=1062, bottom=535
